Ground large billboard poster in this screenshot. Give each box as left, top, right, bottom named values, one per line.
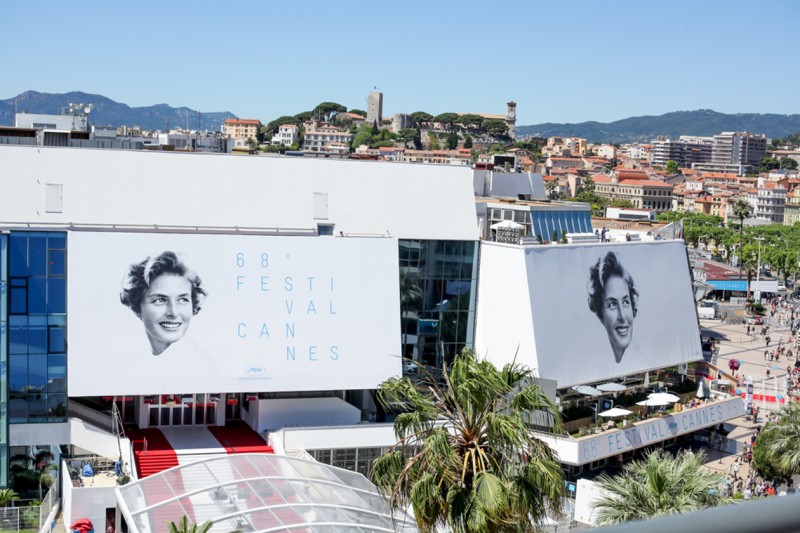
left=526, top=241, right=701, bottom=387
left=67, top=232, right=400, bottom=396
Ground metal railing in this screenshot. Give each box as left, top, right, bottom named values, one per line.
left=593, top=493, right=800, bottom=533
left=0, top=475, right=58, bottom=533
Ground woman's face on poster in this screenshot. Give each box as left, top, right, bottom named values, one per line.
left=602, top=275, right=635, bottom=361
left=139, top=273, right=194, bottom=355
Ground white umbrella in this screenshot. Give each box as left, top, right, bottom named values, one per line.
left=637, top=393, right=680, bottom=407
left=598, top=407, right=632, bottom=418
left=637, top=397, right=670, bottom=407
left=597, top=382, right=627, bottom=392
left=697, top=380, right=709, bottom=399
left=649, top=392, right=680, bottom=403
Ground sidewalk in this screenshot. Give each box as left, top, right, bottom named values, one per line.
left=697, top=313, right=792, bottom=483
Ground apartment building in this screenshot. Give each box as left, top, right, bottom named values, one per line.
left=749, top=181, right=786, bottom=223
left=711, top=131, right=767, bottom=168
left=222, top=118, right=262, bottom=141
left=270, top=124, right=299, bottom=147
left=302, top=121, right=353, bottom=154
left=783, top=189, right=800, bottom=225
left=650, top=136, right=713, bottom=168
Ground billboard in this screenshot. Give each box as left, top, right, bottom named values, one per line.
left=67, top=232, right=400, bottom=396
left=525, top=241, right=701, bottom=387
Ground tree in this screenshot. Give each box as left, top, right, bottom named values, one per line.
left=732, top=199, right=753, bottom=278
left=432, top=112, right=460, bottom=130
left=780, top=157, right=798, bottom=170
left=428, top=131, right=440, bottom=150
left=759, top=157, right=780, bottom=172
left=446, top=130, right=459, bottom=150
left=0, top=489, right=19, bottom=508
left=411, top=112, right=433, bottom=128
left=751, top=401, right=800, bottom=482
left=484, top=119, right=509, bottom=137
left=351, top=123, right=374, bottom=150
left=312, top=102, right=347, bottom=122
left=463, top=135, right=473, bottom=149
left=665, top=160, right=680, bottom=174
left=593, top=450, right=729, bottom=525
left=167, top=516, right=213, bottom=533
left=458, top=114, right=484, bottom=129
left=264, top=115, right=296, bottom=137
left=372, top=350, right=565, bottom=532
left=293, top=111, right=313, bottom=123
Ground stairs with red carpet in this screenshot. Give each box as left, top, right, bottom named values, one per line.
left=126, top=428, right=180, bottom=478
left=208, top=421, right=274, bottom=454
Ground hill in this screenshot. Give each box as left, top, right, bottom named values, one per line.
left=0, top=91, right=236, bottom=131
left=516, top=109, right=800, bottom=143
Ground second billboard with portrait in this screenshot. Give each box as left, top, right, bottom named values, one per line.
left=476, top=241, right=701, bottom=388
left=527, top=241, right=701, bottom=386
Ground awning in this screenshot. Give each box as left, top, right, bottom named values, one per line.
left=596, top=382, right=627, bottom=392
left=571, top=385, right=603, bottom=397
left=707, top=279, right=747, bottom=291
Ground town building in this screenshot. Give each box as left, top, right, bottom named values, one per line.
left=749, top=180, right=786, bottom=223
left=650, top=136, right=713, bottom=168
left=270, top=124, right=299, bottom=147
left=301, top=121, right=353, bottom=154
left=222, top=118, right=262, bottom=142
left=711, top=131, right=767, bottom=170
left=593, top=173, right=674, bottom=212
left=783, top=189, right=800, bottom=225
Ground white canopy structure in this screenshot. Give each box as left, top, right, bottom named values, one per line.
left=598, top=407, right=632, bottom=418
left=115, top=454, right=416, bottom=533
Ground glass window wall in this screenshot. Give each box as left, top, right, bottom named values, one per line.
left=399, top=240, right=478, bottom=371
left=3, top=232, right=67, bottom=425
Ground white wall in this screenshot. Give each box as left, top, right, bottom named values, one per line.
left=12, top=419, right=132, bottom=473
left=248, top=397, right=361, bottom=434
left=0, top=145, right=478, bottom=241
left=61, top=461, right=118, bottom=533
left=473, top=243, right=537, bottom=371
left=277, top=423, right=398, bottom=452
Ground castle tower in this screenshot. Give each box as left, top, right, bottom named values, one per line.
left=367, top=91, right=383, bottom=128
left=506, top=101, right=517, bottom=139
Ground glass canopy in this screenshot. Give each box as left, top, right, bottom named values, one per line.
left=116, top=453, right=417, bottom=533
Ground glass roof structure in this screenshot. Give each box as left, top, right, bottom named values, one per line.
left=116, top=453, right=418, bottom=533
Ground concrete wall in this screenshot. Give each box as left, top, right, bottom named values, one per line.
left=0, top=145, right=477, bottom=241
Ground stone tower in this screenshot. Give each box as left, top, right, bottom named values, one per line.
left=506, top=101, right=517, bottom=139
left=367, top=91, right=383, bottom=128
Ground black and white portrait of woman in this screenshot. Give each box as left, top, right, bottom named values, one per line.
left=588, top=251, right=639, bottom=363
left=120, top=251, right=207, bottom=356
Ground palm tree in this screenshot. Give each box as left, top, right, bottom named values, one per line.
left=593, top=450, right=729, bottom=525
left=372, top=349, right=565, bottom=532
left=167, top=516, right=212, bottom=533
left=751, top=401, right=800, bottom=482
left=731, top=199, right=752, bottom=278
left=0, top=488, right=19, bottom=508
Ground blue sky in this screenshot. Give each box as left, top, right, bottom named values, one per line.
left=2, top=1, right=798, bottom=125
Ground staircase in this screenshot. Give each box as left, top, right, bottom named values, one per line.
left=207, top=421, right=274, bottom=454
left=126, top=428, right=180, bottom=478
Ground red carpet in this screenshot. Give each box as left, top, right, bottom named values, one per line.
left=208, top=421, right=274, bottom=454
left=127, top=428, right=180, bottom=478
left=126, top=428, right=194, bottom=533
